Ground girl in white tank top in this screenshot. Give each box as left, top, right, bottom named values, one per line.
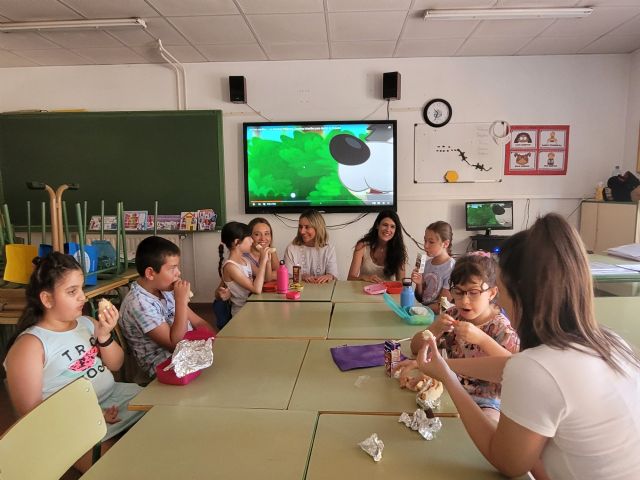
left=219, top=221, right=274, bottom=317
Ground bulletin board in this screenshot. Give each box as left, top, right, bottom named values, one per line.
left=414, top=122, right=503, bottom=183
left=504, top=125, right=569, bottom=175
left=0, top=110, right=226, bottom=226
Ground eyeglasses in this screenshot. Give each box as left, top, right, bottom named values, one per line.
left=450, top=286, right=490, bottom=300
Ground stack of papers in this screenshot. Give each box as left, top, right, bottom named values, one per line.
left=590, top=262, right=640, bottom=276
left=606, top=244, right=640, bottom=261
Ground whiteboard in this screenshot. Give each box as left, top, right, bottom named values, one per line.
left=414, top=122, right=503, bottom=183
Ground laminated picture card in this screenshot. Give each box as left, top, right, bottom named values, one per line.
left=197, top=209, right=217, bottom=231
left=89, top=215, right=118, bottom=231
left=123, top=211, right=148, bottom=230
left=180, top=211, right=198, bottom=231
left=147, top=214, right=181, bottom=231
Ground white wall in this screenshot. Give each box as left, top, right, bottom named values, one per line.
left=624, top=49, right=640, bottom=173
left=0, top=54, right=633, bottom=301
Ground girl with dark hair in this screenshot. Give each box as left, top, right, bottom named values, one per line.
left=218, top=221, right=272, bottom=316
left=415, top=214, right=640, bottom=479
left=244, top=217, right=279, bottom=280
left=4, top=252, right=144, bottom=472
left=347, top=210, right=407, bottom=282
left=411, top=220, right=455, bottom=312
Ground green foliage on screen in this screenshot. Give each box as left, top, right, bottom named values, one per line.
left=247, top=129, right=364, bottom=205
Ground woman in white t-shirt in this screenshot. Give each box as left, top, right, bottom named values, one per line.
left=284, top=209, right=338, bottom=284
left=414, top=213, right=640, bottom=480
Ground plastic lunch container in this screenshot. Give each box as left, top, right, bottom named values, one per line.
left=156, top=329, right=215, bottom=385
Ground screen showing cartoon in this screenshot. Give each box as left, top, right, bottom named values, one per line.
left=465, top=201, right=514, bottom=234
left=243, top=121, right=397, bottom=213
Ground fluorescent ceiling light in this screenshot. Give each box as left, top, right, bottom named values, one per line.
left=424, top=8, right=593, bottom=21
left=0, top=18, right=146, bottom=32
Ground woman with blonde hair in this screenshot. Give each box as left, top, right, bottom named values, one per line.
left=414, top=213, right=640, bottom=479
left=284, top=209, right=338, bottom=284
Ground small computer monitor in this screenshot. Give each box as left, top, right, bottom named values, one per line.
left=465, top=201, right=514, bottom=236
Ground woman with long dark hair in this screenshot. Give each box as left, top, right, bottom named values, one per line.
left=347, top=210, right=407, bottom=282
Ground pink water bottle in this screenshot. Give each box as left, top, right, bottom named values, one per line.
left=277, top=260, right=289, bottom=294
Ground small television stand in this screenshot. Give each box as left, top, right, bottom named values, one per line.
left=470, top=234, right=511, bottom=253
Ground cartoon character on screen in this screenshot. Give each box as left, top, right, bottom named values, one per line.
left=328, top=124, right=394, bottom=205
left=492, top=204, right=510, bottom=227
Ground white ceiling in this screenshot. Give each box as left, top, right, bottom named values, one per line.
left=0, top=0, right=639, bottom=67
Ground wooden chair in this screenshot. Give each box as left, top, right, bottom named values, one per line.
left=0, top=378, right=106, bottom=480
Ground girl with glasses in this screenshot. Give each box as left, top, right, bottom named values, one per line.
left=409, top=251, right=520, bottom=422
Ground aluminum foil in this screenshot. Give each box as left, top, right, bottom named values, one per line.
left=416, top=391, right=442, bottom=411
left=398, top=409, right=442, bottom=440
left=171, top=338, right=214, bottom=378
left=359, top=433, right=384, bottom=462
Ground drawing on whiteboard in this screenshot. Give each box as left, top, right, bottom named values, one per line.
left=413, top=123, right=502, bottom=183
left=435, top=145, right=493, bottom=172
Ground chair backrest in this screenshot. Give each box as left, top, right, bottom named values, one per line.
left=0, top=377, right=106, bottom=480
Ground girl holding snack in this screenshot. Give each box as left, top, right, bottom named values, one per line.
left=415, top=214, right=640, bottom=479
left=243, top=217, right=280, bottom=280
left=218, top=221, right=272, bottom=316
left=4, top=252, right=144, bottom=472
left=409, top=252, right=520, bottom=421
left=411, top=220, right=455, bottom=312
left=348, top=210, right=407, bottom=282
left=284, top=209, right=338, bottom=284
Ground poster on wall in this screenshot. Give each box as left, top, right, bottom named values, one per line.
left=504, top=125, right=569, bottom=175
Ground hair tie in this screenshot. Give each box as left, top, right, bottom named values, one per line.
left=32, top=256, right=43, bottom=267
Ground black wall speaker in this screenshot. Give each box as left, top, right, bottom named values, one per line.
left=382, top=71, right=401, bottom=100
left=229, top=76, right=246, bottom=103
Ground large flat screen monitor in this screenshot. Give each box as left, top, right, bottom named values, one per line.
left=465, top=201, right=514, bottom=235
left=243, top=120, right=397, bottom=214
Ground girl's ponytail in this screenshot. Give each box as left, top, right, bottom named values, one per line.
left=218, top=243, right=225, bottom=276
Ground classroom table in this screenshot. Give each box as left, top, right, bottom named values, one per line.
left=595, top=296, right=640, bottom=348
left=288, top=339, right=457, bottom=416
left=128, top=338, right=309, bottom=411
left=247, top=280, right=335, bottom=302
left=329, top=302, right=421, bottom=340
left=217, top=301, right=332, bottom=339
left=331, top=280, right=402, bottom=303
left=589, top=253, right=640, bottom=283
left=305, top=414, right=530, bottom=480
left=83, top=406, right=318, bottom=480
left=589, top=253, right=640, bottom=296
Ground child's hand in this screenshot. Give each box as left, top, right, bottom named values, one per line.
left=215, top=284, right=231, bottom=301
left=430, top=313, right=458, bottom=337
left=361, top=274, right=384, bottom=283
left=95, top=302, right=119, bottom=340
left=258, top=245, right=271, bottom=263
left=306, top=274, right=333, bottom=284
left=416, top=334, right=454, bottom=384
left=103, top=405, right=121, bottom=424
left=454, top=321, right=486, bottom=346
left=410, top=269, right=422, bottom=285
left=173, top=279, right=191, bottom=304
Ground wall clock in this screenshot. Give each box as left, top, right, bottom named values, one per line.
left=423, top=99, right=452, bottom=128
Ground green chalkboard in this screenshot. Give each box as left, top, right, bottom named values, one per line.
left=0, top=110, right=225, bottom=227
